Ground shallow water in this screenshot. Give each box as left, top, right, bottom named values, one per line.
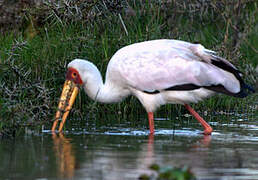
left=0, top=111, right=258, bottom=180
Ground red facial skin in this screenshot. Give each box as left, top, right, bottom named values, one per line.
left=66, top=68, right=83, bottom=85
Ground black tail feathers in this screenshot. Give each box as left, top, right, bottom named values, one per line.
left=234, top=83, right=255, bottom=98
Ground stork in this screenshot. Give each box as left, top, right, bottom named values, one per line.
left=51, top=39, right=254, bottom=135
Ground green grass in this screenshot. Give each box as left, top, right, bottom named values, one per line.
left=0, top=0, right=257, bottom=137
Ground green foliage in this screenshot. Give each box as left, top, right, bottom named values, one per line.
left=139, top=164, right=196, bottom=180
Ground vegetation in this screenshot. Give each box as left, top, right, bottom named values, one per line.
left=139, top=164, right=196, bottom=180
left=0, top=0, right=257, bottom=137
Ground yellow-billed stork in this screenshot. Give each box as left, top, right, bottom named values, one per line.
left=51, top=39, right=254, bottom=135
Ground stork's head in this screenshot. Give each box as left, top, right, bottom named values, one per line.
left=51, top=59, right=104, bottom=132
left=51, top=59, right=85, bottom=132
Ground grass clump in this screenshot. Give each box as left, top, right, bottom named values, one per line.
left=0, top=0, right=257, bottom=137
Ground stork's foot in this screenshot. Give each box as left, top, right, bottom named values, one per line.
left=203, top=126, right=213, bottom=135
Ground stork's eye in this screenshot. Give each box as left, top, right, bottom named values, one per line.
left=72, top=72, right=77, bottom=78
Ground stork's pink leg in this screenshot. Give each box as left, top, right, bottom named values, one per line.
left=148, top=112, right=155, bottom=134
left=184, top=104, right=213, bottom=135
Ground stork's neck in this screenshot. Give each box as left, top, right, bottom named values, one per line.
left=82, top=65, right=126, bottom=103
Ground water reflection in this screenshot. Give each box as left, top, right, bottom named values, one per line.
left=50, top=131, right=213, bottom=179
left=1, top=108, right=257, bottom=180
left=1, top=126, right=258, bottom=180
left=51, top=132, right=158, bottom=179
left=52, top=133, right=76, bottom=179
left=192, top=135, right=211, bottom=148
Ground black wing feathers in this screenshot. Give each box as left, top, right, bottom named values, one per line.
left=211, top=58, right=243, bottom=83
left=143, top=56, right=255, bottom=97
left=210, top=57, right=254, bottom=97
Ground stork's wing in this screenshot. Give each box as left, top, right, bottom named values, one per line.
left=107, top=40, right=248, bottom=96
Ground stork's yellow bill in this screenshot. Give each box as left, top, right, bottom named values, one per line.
left=52, top=68, right=82, bottom=132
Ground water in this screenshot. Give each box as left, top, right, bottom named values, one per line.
left=0, top=112, right=257, bottom=180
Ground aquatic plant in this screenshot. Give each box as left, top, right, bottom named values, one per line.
left=139, top=164, right=196, bottom=180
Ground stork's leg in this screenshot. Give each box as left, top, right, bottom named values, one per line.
left=184, top=104, right=213, bottom=135
left=148, top=112, right=155, bottom=134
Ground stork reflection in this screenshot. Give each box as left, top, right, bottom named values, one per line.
left=52, top=133, right=76, bottom=178
left=51, top=131, right=211, bottom=179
